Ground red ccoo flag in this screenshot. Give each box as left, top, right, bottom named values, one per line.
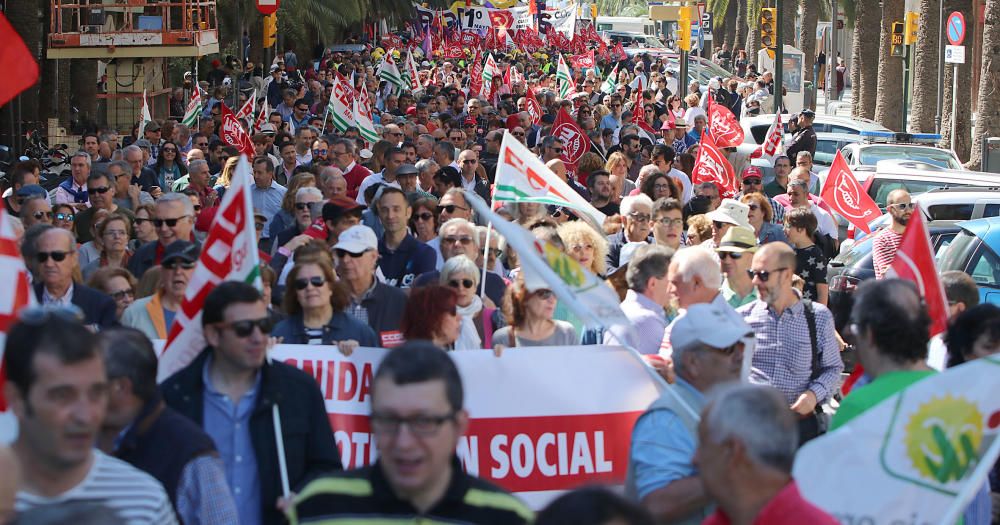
left=0, top=13, right=40, bottom=108
left=0, top=209, right=36, bottom=411
left=692, top=131, right=738, bottom=199
left=219, top=103, right=255, bottom=158
left=887, top=212, right=950, bottom=336
left=820, top=150, right=882, bottom=234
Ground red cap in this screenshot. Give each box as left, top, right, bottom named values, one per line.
left=406, top=106, right=417, bottom=116
left=464, top=116, right=477, bottom=126
left=742, top=166, right=764, bottom=180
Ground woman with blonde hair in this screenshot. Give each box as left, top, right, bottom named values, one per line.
left=605, top=152, right=635, bottom=202
left=558, top=221, right=609, bottom=276
left=686, top=214, right=713, bottom=246
left=212, top=156, right=240, bottom=199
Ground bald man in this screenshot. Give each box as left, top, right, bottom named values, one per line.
left=545, top=158, right=590, bottom=200
left=873, top=189, right=913, bottom=279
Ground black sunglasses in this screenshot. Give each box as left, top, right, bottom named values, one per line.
left=88, top=186, right=112, bottom=194
left=448, top=278, right=475, bottom=289
left=109, top=289, right=134, bottom=301
left=295, top=202, right=314, bottom=211
left=37, top=251, right=70, bottom=263
left=294, top=276, right=326, bottom=290
left=747, top=267, right=788, bottom=282
left=413, top=212, right=434, bottom=221
left=153, top=216, right=189, bottom=228
left=718, top=252, right=744, bottom=260
left=33, top=211, right=54, bottom=220
left=437, top=204, right=467, bottom=214
left=163, top=260, right=197, bottom=270
left=219, top=317, right=274, bottom=337
left=335, top=248, right=367, bottom=259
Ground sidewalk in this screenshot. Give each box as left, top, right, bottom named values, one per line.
left=815, top=86, right=853, bottom=118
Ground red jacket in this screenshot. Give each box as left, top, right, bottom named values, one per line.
left=343, top=162, right=372, bottom=200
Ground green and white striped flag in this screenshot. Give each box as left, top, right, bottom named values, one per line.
left=181, top=89, right=202, bottom=127
left=600, top=63, right=619, bottom=94
left=556, top=54, right=575, bottom=99
left=328, top=71, right=355, bottom=133
left=482, top=53, right=500, bottom=100
left=355, top=81, right=380, bottom=144
left=377, top=51, right=405, bottom=91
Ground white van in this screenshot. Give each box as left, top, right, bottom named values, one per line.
left=596, top=16, right=656, bottom=36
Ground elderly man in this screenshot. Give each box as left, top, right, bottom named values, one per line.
left=784, top=179, right=838, bottom=242
left=334, top=225, right=408, bottom=347
left=718, top=227, right=760, bottom=308
left=32, top=227, right=117, bottom=327
left=414, top=159, right=439, bottom=196
left=377, top=187, right=436, bottom=288
left=611, top=245, right=672, bottom=355
left=695, top=384, right=839, bottom=524
left=331, top=138, right=371, bottom=198
left=628, top=303, right=750, bottom=523
left=109, top=160, right=154, bottom=211
left=123, top=145, right=161, bottom=194
left=74, top=170, right=135, bottom=244
left=433, top=141, right=459, bottom=171
left=546, top=159, right=589, bottom=200
left=129, top=193, right=197, bottom=278
left=607, top=194, right=654, bottom=270
left=316, top=166, right=347, bottom=200
left=123, top=241, right=199, bottom=339
left=415, top=134, right=436, bottom=161
left=182, top=159, right=218, bottom=213
left=457, top=149, right=490, bottom=203
left=55, top=152, right=92, bottom=209
left=412, top=218, right=507, bottom=306
left=738, top=242, right=843, bottom=443
left=19, top=194, right=52, bottom=229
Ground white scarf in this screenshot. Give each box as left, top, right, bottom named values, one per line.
left=454, top=295, right=484, bottom=350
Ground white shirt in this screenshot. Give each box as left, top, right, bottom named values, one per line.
left=668, top=167, right=693, bottom=204
left=810, top=203, right=839, bottom=240
left=42, top=282, right=74, bottom=307
left=355, top=170, right=401, bottom=205
left=628, top=72, right=648, bottom=90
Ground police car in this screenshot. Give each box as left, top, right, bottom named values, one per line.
left=839, top=131, right=964, bottom=171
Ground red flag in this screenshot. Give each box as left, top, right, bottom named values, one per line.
left=820, top=151, right=882, bottom=234
left=630, top=78, right=657, bottom=136
left=0, top=13, right=40, bottom=108
left=551, top=107, right=590, bottom=165
left=692, top=132, right=738, bottom=199
left=219, top=103, right=255, bottom=158
left=234, top=92, right=256, bottom=120
left=468, top=48, right=484, bottom=96
left=887, top=212, right=950, bottom=336
left=707, top=101, right=745, bottom=148
left=612, top=41, right=628, bottom=61
left=523, top=88, right=542, bottom=125
left=0, top=209, right=35, bottom=410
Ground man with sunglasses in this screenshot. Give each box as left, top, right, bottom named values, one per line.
left=457, top=150, right=490, bottom=204
left=540, top=136, right=565, bottom=164
left=32, top=227, right=117, bottom=328
left=129, top=193, right=197, bottom=279
left=627, top=303, right=750, bottom=523
left=334, top=225, right=408, bottom=347
left=414, top=217, right=507, bottom=306
left=738, top=242, right=844, bottom=444
left=19, top=194, right=53, bottom=229
left=872, top=189, right=914, bottom=280
left=377, top=187, right=436, bottom=288
left=162, top=282, right=341, bottom=525
left=607, top=194, right=654, bottom=271
left=122, top=241, right=198, bottom=340
left=717, top=227, right=760, bottom=309
left=291, top=341, right=531, bottom=523
left=600, top=94, right=624, bottom=133
left=73, top=171, right=135, bottom=244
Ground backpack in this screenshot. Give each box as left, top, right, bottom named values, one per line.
left=812, top=231, right=837, bottom=260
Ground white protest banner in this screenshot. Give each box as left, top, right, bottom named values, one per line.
left=794, top=356, right=1000, bottom=524
left=539, top=2, right=577, bottom=38
left=271, top=344, right=663, bottom=508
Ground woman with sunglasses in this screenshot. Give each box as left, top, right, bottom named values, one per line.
left=87, top=267, right=138, bottom=319
left=268, top=173, right=317, bottom=243
left=409, top=196, right=439, bottom=243
left=82, top=213, right=132, bottom=280
left=741, top=193, right=787, bottom=245
left=401, top=285, right=463, bottom=350
left=439, top=255, right=505, bottom=350
left=130, top=203, right=159, bottom=251
left=154, top=140, right=187, bottom=191
left=52, top=203, right=76, bottom=232
left=492, top=277, right=577, bottom=350
left=272, top=258, right=377, bottom=354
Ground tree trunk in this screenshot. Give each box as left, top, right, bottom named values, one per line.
left=799, top=0, right=819, bottom=109
left=734, top=0, right=747, bottom=54
left=853, top=0, right=881, bottom=119
left=875, top=0, right=905, bottom=130
left=941, top=0, right=972, bottom=162
left=746, top=0, right=762, bottom=71
left=723, top=0, right=739, bottom=56
left=782, top=0, right=796, bottom=46
left=909, top=0, right=941, bottom=132
left=965, top=0, right=994, bottom=168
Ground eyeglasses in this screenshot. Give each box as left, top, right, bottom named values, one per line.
left=36, top=251, right=70, bottom=263
left=413, top=212, right=434, bottom=222
left=437, top=204, right=468, bottom=214
left=448, top=278, right=475, bottom=289
left=162, top=259, right=196, bottom=270
left=295, top=202, right=316, bottom=211
left=109, top=289, right=134, bottom=301
left=627, top=213, right=651, bottom=223
left=653, top=184, right=672, bottom=192
left=153, top=216, right=190, bottom=228
left=513, top=131, right=525, bottom=137
left=532, top=289, right=555, bottom=300
left=294, top=276, right=327, bottom=290
left=33, top=211, right=54, bottom=220
left=88, top=186, right=112, bottom=194
left=487, top=248, right=503, bottom=258
left=747, top=267, right=788, bottom=282
left=134, top=217, right=149, bottom=226
left=656, top=217, right=684, bottom=227
left=296, top=107, right=310, bottom=112
left=103, top=229, right=128, bottom=238
left=743, top=178, right=762, bottom=185
left=890, top=202, right=915, bottom=210
left=313, top=149, right=328, bottom=156
left=335, top=248, right=368, bottom=259
left=217, top=317, right=274, bottom=337
left=462, top=159, right=478, bottom=164
left=370, top=412, right=456, bottom=437
left=442, top=236, right=474, bottom=246
left=55, top=213, right=74, bottom=222
left=162, top=148, right=177, bottom=153
left=718, top=251, right=744, bottom=260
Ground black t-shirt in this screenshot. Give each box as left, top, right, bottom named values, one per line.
left=794, top=244, right=827, bottom=301
left=597, top=201, right=621, bottom=217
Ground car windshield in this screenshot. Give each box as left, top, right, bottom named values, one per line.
left=814, top=139, right=844, bottom=166
left=868, top=178, right=963, bottom=209
left=833, top=235, right=874, bottom=267
left=643, top=35, right=665, bottom=47
left=859, top=146, right=962, bottom=169
left=937, top=230, right=979, bottom=271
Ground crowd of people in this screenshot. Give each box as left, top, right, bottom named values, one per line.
left=0, top=39, right=997, bottom=525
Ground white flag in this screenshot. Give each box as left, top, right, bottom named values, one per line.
left=354, top=82, right=379, bottom=145
left=157, top=155, right=262, bottom=382
left=138, top=89, right=152, bottom=137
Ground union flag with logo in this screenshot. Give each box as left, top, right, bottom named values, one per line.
left=707, top=100, right=745, bottom=148
left=219, top=103, right=255, bottom=158
left=820, top=151, right=882, bottom=234
left=551, top=107, right=590, bottom=165
left=692, top=131, right=738, bottom=199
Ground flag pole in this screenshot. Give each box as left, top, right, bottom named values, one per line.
left=480, top=222, right=492, bottom=298
left=272, top=403, right=291, bottom=498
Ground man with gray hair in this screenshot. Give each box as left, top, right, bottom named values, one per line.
left=695, top=384, right=838, bottom=524
left=414, top=159, right=439, bottom=195
left=129, top=192, right=197, bottom=278
left=607, top=194, right=654, bottom=270
left=19, top=194, right=53, bottom=229
left=318, top=166, right=348, bottom=200
left=628, top=303, right=750, bottom=523
left=55, top=151, right=92, bottom=208
left=109, top=160, right=153, bottom=211
left=412, top=217, right=507, bottom=306
left=32, top=227, right=118, bottom=327
left=123, top=144, right=161, bottom=195
left=331, top=138, right=371, bottom=199
left=75, top=169, right=135, bottom=244
left=658, top=245, right=737, bottom=355
left=612, top=244, right=673, bottom=355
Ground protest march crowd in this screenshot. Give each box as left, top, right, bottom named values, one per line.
left=0, top=13, right=999, bottom=525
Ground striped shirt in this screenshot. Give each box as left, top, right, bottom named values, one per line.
left=872, top=227, right=903, bottom=279
left=16, top=450, right=178, bottom=525
left=305, top=327, right=324, bottom=345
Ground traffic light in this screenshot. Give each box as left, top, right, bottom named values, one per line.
left=904, top=11, right=919, bottom=45
left=891, top=21, right=905, bottom=57
left=590, top=4, right=597, bottom=19
left=760, top=8, right=777, bottom=59
left=676, top=6, right=693, bottom=52
left=263, top=14, right=277, bottom=49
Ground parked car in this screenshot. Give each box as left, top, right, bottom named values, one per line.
left=814, top=132, right=862, bottom=167
left=827, top=223, right=962, bottom=332
left=937, top=216, right=1000, bottom=306
left=841, top=133, right=964, bottom=171
left=861, top=160, right=1000, bottom=209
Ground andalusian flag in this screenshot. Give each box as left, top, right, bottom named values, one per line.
left=354, top=82, right=379, bottom=144
left=493, top=130, right=605, bottom=226
left=328, top=71, right=355, bottom=133
left=377, top=50, right=405, bottom=91
left=156, top=155, right=261, bottom=382
left=601, top=63, right=619, bottom=94
left=482, top=53, right=501, bottom=100
left=181, top=88, right=202, bottom=128
left=138, top=89, right=153, bottom=136
left=556, top=54, right=575, bottom=98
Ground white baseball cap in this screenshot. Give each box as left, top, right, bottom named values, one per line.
left=333, top=225, right=378, bottom=254
left=670, top=303, right=753, bottom=353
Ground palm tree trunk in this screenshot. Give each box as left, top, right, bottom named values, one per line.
left=746, top=0, right=762, bottom=71
left=723, top=0, right=738, bottom=56
left=963, top=0, right=992, bottom=168
left=799, top=0, right=819, bottom=109
left=735, top=0, right=748, bottom=55
left=782, top=0, right=796, bottom=46
left=941, top=0, right=976, bottom=162
left=875, top=0, right=905, bottom=130
left=852, top=0, right=880, bottom=119
left=909, top=0, right=940, bottom=132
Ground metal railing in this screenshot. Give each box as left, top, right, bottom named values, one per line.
left=49, top=0, right=218, bottom=42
